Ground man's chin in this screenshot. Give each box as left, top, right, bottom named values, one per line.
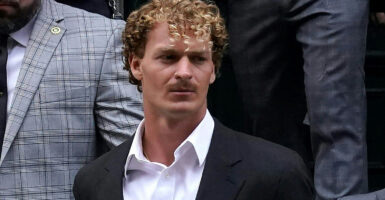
left=0, top=18, right=16, bottom=34
left=0, top=6, right=17, bottom=16
left=163, top=104, right=192, bottom=116
left=165, top=102, right=206, bottom=118
left=0, top=0, right=40, bottom=34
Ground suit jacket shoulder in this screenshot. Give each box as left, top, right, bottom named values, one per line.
left=73, top=138, right=133, bottom=200
left=196, top=119, right=314, bottom=200
left=38, top=0, right=125, bottom=40
left=211, top=118, right=308, bottom=171
left=73, top=119, right=314, bottom=200
left=235, top=128, right=315, bottom=200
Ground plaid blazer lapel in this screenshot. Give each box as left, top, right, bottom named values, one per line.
left=0, top=0, right=66, bottom=164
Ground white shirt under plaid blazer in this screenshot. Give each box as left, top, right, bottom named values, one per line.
left=0, top=0, right=143, bottom=199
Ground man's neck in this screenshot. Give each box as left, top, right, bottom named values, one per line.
left=142, top=109, right=206, bottom=166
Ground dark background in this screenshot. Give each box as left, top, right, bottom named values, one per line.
left=365, top=19, right=385, bottom=191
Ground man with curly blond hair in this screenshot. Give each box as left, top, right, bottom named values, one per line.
left=73, top=0, right=314, bottom=199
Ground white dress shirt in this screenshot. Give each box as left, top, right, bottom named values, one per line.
left=123, top=110, right=215, bottom=200
left=6, top=16, right=36, bottom=112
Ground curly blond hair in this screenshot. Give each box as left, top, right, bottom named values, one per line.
left=122, top=0, right=228, bottom=91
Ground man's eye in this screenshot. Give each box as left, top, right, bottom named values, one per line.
left=191, top=56, right=207, bottom=63
left=160, top=55, right=176, bottom=61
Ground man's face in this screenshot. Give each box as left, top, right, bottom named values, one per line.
left=0, top=0, right=40, bottom=34
left=130, top=22, right=216, bottom=119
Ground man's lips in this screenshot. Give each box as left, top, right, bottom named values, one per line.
left=169, top=87, right=196, bottom=95
left=0, top=3, right=16, bottom=9
left=169, top=90, right=195, bottom=94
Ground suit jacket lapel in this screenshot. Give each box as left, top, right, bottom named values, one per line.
left=98, top=120, right=245, bottom=200
left=97, top=138, right=133, bottom=200
left=1, top=0, right=65, bottom=163
left=196, top=119, right=245, bottom=200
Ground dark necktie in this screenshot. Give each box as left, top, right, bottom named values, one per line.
left=0, top=35, right=8, bottom=155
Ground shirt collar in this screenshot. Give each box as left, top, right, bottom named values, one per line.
left=9, top=15, right=37, bottom=47
left=185, top=110, right=214, bottom=166
left=124, top=110, right=215, bottom=176
left=128, top=119, right=147, bottom=163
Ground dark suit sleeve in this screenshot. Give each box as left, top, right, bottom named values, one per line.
left=275, top=153, right=315, bottom=200
left=73, top=170, right=83, bottom=200
left=287, top=0, right=369, bottom=199
left=72, top=161, right=100, bottom=200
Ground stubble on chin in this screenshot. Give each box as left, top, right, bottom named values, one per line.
left=0, top=0, right=41, bottom=34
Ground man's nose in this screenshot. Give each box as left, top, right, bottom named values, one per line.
left=174, top=57, right=192, bottom=79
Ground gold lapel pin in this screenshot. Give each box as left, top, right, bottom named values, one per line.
left=51, top=26, right=61, bottom=34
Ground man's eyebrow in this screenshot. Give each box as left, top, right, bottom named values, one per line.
left=187, top=50, right=211, bottom=55
left=156, top=48, right=211, bottom=55
left=155, top=47, right=211, bottom=55
left=155, top=48, right=178, bottom=53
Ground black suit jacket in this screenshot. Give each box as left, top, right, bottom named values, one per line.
left=73, top=119, right=314, bottom=200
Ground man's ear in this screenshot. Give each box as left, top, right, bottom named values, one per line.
left=129, top=54, right=143, bottom=80
left=209, top=66, right=216, bottom=84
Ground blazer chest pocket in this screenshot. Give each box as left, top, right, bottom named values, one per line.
left=39, top=87, right=92, bottom=104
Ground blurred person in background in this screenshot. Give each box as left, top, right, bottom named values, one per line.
left=0, top=0, right=143, bottom=198
left=208, top=0, right=369, bottom=199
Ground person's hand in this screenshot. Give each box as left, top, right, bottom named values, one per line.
left=371, top=12, right=385, bottom=26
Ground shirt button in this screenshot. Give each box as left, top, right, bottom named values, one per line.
left=0, top=92, right=4, bottom=97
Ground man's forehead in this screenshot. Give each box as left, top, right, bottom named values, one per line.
left=155, top=44, right=211, bottom=54
left=147, top=22, right=212, bottom=52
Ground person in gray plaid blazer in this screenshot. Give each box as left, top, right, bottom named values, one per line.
left=0, top=0, right=143, bottom=199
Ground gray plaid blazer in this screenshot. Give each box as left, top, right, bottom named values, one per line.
left=0, top=0, right=143, bottom=199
